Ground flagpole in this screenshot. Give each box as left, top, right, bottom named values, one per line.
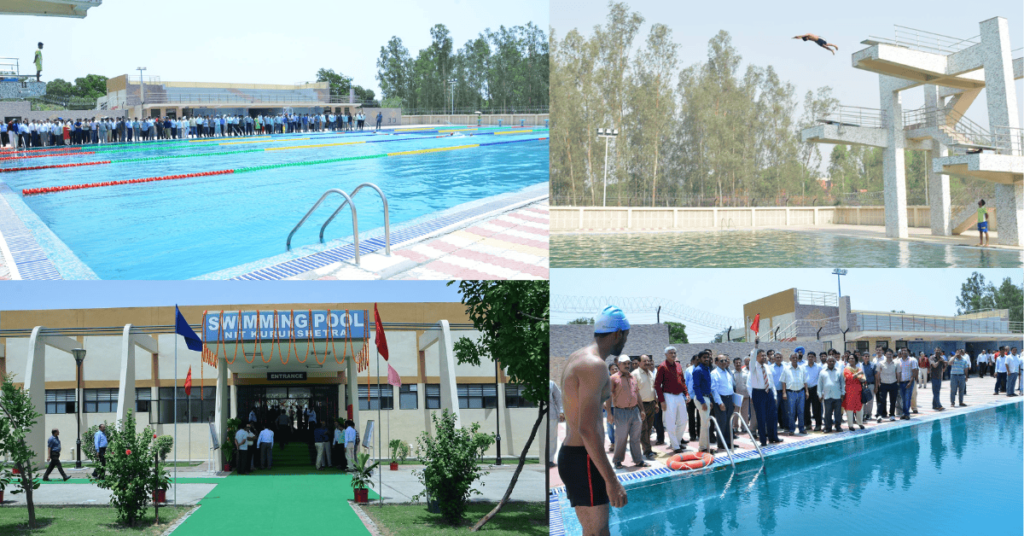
left=173, top=319, right=178, bottom=506
left=377, top=345, right=382, bottom=507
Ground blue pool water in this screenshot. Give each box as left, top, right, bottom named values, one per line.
left=1, top=129, right=548, bottom=279
left=562, top=402, right=1022, bottom=536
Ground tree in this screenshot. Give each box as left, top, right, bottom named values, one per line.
left=93, top=410, right=160, bottom=527
left=955, top=272, right=996, bottom=315
left=73, top=74, right=107, bottom=99
left=0, top=375, right=43, bottom=528
left=377, top=36, right=412, bottom=102
left=446, top=280, right=548, bottom=532
left=665, top=321, right=688, bottom=343
left=992, top=277, right=1023, bottom=323
left=410, top=410, right=488, bottom=525
left=568, top=317, right=594, bottom=325
left=316, top=68, right=353, bottom=99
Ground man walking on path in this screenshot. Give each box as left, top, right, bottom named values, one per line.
left=607, top=356, right=648, bottom=469
left=949, top=352, right=969, bottom=407
left=42, top=429, right=71, bottom=481
left=654, top=346, right=690, bottom=453
left=91, top=424, right=108, bottom=478
left=257, top=424, right=274, bottom=469
left=234, top=425, right=249, bottom=474
left=632, top=356, right=658, bottom=460
left=314, top=422, right=330, bottom=470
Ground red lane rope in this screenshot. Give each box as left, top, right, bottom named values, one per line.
left=22, top=168, right=233, bottom=196
left=3, top=160, right=110, bottom=174
left=0, top=151, right=94, bottom=161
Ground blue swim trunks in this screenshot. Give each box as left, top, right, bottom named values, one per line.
left=978, top=221, right=988, bottom=232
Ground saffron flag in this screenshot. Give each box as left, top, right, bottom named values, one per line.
left=387, top=363, right=402, bottom=388
left=374, top=303, right=389, bottom=361
left=750, top=313, right=761, bottom=334
left=184, top=366, right=192, bottom=397
left=175, top=306, right=204, bottom=352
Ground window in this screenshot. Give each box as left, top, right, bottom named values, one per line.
left=425, top=384, right=441, bottom=409
left=504, top=384, right=536, bottom=408
left=45, top=389, right=77, bottom=414
left=156, top=387, right=216, bottom=424
left=856, top=341, right=870, bottom=352
left=84, top=388, right=118, bottom=413
left=399, top=384, right=418, bottom=410
left=458, top=384, right=497, bottom=409
left=895, top=340, right=909, bottom=350
left=358, top=385, right=394, bottom=410
left=136, top=388, right=152, bottom=413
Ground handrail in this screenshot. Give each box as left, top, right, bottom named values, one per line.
left=730, top=411, right=765, bottom=469
left=705, top=407, right=735, bottom=470
left=319, top=182, right=391, bottom=255
left=286, top=189, right=359, bottom=264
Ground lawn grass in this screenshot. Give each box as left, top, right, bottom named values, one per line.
left=364, top=502, right=546, bottom=536
left=0, top=506, right=191, bottom=535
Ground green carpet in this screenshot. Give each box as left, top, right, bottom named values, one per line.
left=172, top=473, right=377, bottom=535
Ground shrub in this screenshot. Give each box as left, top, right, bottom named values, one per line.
left=81, top=422, right=110, bottom=462
left=472, top=431, right=496, bottom=461
left=411, top=410, right=488, bottom=525
left=93, top=410, right=159, bottom=527
left=155, top=435, right=173, bottom=461
left=0, top=375, right=43, bottom=528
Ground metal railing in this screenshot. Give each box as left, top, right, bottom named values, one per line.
left=123, top=93, right=377, bottom=107
left=287, top=189, right=360, bottom=262
left=401, top=105, right=549, bottom=116
left=705, top=410, right=735, bottom=470
left=816, top=105, right=885, bottom=128
left=0, top=58, right=19, bottom=78
left=1012, top=47, right=1023, bottom=60
left=796, top=290, right=838, bottom=307
left=319, top=183, right=391, bottom=255
left=854, top=313, right=1021, bottom=334
left=868, top=25, right=980, bottom=55
left=730, top=412, right=764, bottom=470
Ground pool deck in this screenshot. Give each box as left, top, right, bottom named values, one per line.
left=298, top=200, right=549, bottom=280
left=549, top=375, right=1024, bottom=490
left=550, top=377, right=1023, bottom=536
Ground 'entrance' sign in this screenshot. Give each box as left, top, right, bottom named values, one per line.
left=268, top=372, right=307, bottom=381
left=202, top=310, right=367, bottom=342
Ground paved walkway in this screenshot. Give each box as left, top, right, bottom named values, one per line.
left=0, top=477, right=221, bottom=506
left=549, top=374, right=1021, bottom=488
left=303, top=201, right=549, bottom=280
left=375, top=463, right=545, bottom=503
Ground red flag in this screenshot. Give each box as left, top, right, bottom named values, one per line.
left=374, top=303, right=389, bottom=361
left=750, top=314, right=761, bottom=334
left=387, top=363, right=402, bottom=388
left=184, top=366, right=192, bottom=397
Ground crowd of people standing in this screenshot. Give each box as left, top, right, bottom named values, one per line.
left=2, top=110, right=384, bottom=149
left=233, top=404, right=360, bottom=475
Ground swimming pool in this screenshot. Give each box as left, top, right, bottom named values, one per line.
left=555, top=402, right=1022, bottom=536
left=0, top=128, right=549, bottom=279
left=551, top=230, right=1023, bottom=268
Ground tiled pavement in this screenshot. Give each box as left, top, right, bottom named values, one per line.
left=306, top=201, right=548, bottom=280
left=549, top=374, right=1022, bottom=489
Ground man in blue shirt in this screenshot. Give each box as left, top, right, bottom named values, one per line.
left=43, top=429, right=71, bottom=481
left=691, top=352, right=714, bottom=452
left=710, top=355, right=736, bottom=450
left=91, top=424, right=108, bottom=478
left=684, top=355, right=699, bottom=444
left=770, top=353, right=788, bottom=433
left=313, top=421, right=330, bottom=470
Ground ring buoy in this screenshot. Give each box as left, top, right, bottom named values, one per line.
left=667, top=451, right=714, bottom=471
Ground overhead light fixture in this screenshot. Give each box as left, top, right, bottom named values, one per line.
left=305, top=364, right=324, bottom=369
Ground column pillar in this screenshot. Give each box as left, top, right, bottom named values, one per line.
left=880, top=75, right=909, bottom=238
left=214, top=357, right=228, bottom=464
left=923, top=85, right=951, bottom=236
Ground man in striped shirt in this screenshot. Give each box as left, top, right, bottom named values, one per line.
left=747, top=341, right=781, bottom=447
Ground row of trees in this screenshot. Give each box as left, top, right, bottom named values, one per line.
left=956, top=272, right=1023, bottom=323
left=377, top=23, right=548, bottom=113
left=550, top=2, right=980, bottom=207
left=40, top=74, right=107, bottom=109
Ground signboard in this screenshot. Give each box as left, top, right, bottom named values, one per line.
left=202, top=309, right=366, bottom=342
left=208, top=422, right=219, bottom=449
left=268, top=372, right=307, bottom=381
left=362, top=420, right=375, bottom=452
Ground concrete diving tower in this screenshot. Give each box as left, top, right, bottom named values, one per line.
left=801, top=17, right=1022, bottom=246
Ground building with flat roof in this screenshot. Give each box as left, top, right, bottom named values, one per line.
left=0, top=0, right=101, bottom=18
left=0, top=302, right=539, bottom=466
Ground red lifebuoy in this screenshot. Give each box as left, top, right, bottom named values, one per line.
left=667, top=451, right=714, bottom=471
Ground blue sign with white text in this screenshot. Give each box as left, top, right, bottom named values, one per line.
left=202, top=310, right=366, bottom=342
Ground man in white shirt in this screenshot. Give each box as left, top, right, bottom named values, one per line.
left=234, top=425, right=250, bottom=474
left=746, top=342, right=780, bottom=446
left=804, top=352, right=823, bottom=431
left=1006, top=347, right=1020, bottom=397
left=256, top=424, right=274, bottom=469
left=994, top=348, right=1008, bottom=394
left=819, top=356, right=846, bottom=432
left=631, top=356, right=657, bottom=460
left=780, top=353, right=808, bottom=435
left=732, top=357, right=754, bottom=438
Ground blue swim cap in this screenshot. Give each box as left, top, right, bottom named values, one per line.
left=594, top=305, right=630, bottom=334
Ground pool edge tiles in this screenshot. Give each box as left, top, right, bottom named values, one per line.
left=548, top=398, right=1023, bottom=536
left=194, top=182, right=550, bottom=280
left=0, top=179, right=98, bottom=280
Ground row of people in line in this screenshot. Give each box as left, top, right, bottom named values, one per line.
left=2, top=111, right=385, bottom=148
left=233, top=419, right=360, bottom=474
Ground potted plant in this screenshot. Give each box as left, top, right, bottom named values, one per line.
left=350, top=452, right=379, bottom=504
left=151, top=465, right=171, bottom=504
left=388, top=440, right=409, bottom=471
left=221, top=437, right=236, bottom=472
left=0, top=469, right=10, bottom=503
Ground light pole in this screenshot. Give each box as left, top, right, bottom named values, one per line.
left=832, top=268, right=848, bottom=298
left=597, top=128, right=618, bottom=207
left=448, top=78, right=457, bottom=116
left=71, top=348, right=87, bottom=469
left=137, top=67, right=147, bottom=114
left=494, top=358, right=502, bottom=466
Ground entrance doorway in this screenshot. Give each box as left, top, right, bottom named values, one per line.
left=237, top=384, right=340, bottom=470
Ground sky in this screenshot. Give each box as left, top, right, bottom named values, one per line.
left=0, top=281, right=462, bottom=311
left=551, top=0, right=1023, bottom=171
left=6, top=0, right=548, bottom=97
left=550, top=268, right=1023, bottom=341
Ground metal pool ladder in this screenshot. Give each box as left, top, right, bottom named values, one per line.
left=285, top=183, right=391, bottom=265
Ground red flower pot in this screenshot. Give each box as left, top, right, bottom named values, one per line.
left=11, top=468, right=19, bottom=475
left=354, top=488, right=369, bottom=504
left=389, top=462, right=398, bottom=471
left=1, top=490, right=5, bottom=503
left=223, top=463, right=232, bottom=472
left=152, top=489, right=166, bottom=503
